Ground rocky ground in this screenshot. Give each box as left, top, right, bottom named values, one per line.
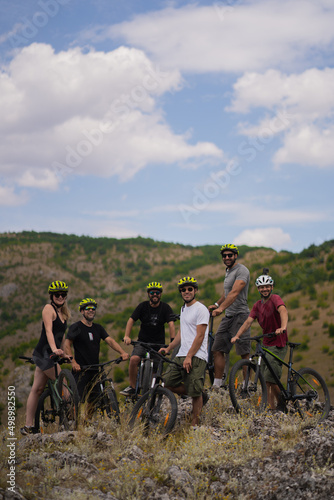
left=1, top=398, right=334, bottom=500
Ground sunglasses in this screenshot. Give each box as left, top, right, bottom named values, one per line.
left=180, top=287, right=194, bottom=293
left=222, top=253, right=234, bottom=259
left=54, top=292, right=67, bottom=298
left=149, top=291, right=161, bottom=296
left=84, top=306, right=96, bottom=310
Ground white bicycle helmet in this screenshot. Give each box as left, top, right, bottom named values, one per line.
left=255, top=275, right=274, bottom=287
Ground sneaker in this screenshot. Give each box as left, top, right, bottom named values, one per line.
left=20, top=426, right=38, bottom=436
left=202, top=391, right=209, bottom=406
left=120, top=386, right=135, bottom=396
left=210, top=385, right=221, bottom=393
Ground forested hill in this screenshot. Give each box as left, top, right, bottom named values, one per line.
left=1, top=231, right=334, bottom=402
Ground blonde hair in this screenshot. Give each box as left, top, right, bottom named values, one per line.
left=60, top=303, right=71, bottom=321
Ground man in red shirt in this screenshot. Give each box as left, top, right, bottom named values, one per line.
left=231, top=273, right=288, bottom=410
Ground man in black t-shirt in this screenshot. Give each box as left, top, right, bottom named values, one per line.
left=64, top=298, right=128, bottom=410
left=121, top=282, right=175, bottom=396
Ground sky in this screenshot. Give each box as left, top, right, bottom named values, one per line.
left=0, top=0, right=333, bottom=252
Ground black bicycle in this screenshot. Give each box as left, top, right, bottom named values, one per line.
left=122, top=341, right=167, bottom=400
left=129, top=341, right=179, bottom=435
left=80, top=357, right=123, bottom=421
left=20, top=355, right=79, bottom=434
left=206, top=314, right=229, bottom=387
left=229, top=334, right=331, bottom=423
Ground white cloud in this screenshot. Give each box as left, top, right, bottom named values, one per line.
left=0, top=185, right=28, bottom=206
left=0, top=43, right=223, bottom=200
left=234, top=227, right=292, bottom=250
left=108, top=1, right=334, bottom=73
left=273, top=125, right=334, bottom=167
left=229, top=67, right=334, bottom=168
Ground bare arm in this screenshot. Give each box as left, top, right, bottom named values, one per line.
left=231, top=316, right=255, bottom=343
left=105, top=336, right=129, bottom=360
left=64, top=338, right=81, bottom=371
left=208, top=291, right=226, bottom=311
left=212, top=280, right=246, bottom=317
left=123, top=317, right=135, bottom=345
left=276, top=305, right=288, bottom=334
left=167, top=320, right=176, bottom=342
left=159, top=328, right=181, bottom=355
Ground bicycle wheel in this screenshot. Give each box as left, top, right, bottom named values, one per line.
left=291, top=367, right=331, bottom=423
left=35, top=389, right=59, bottom=434
left=141, top=359, right=153, bottom=394
left=103, top=386, right=120, bottom=422
left=129, top=386, right=178, bottom=435
left=57, top=369, right=79, bottom=430
left=229, top=359, right=267, bottom=414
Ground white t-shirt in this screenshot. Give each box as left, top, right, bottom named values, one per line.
left=177, top=301, right=210, bottom=362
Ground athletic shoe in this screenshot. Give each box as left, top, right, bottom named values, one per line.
left=20, top=426, right=38, bottom=436
left=120, top=386, right=135, bottom=396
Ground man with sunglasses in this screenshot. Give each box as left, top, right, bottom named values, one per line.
left=160, top=277, right=210, bottom=427
left=121, top=282, right=175, bottom=396
left=210, top=244, right=251, bottom=390
left=64, top=298, right=128, bottom=409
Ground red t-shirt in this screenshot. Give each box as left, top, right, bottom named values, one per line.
left=249, top=294, right=288, bottom=347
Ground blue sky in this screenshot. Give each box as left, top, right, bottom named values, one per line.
left=0, top=0, right=333, bottom=252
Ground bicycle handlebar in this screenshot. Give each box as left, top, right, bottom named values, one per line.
left=81, top=357, right=123, bottom=370
left=19, top=354, right=72, bottom=365
left=130, top=340, right=183, bottom=369
left=249, top=331, right=286, bottom=342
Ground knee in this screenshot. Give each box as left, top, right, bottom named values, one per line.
left=130, top=356, right=140, bottom=367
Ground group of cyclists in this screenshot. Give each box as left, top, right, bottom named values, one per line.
left=20, top=243, right=288, bottom=435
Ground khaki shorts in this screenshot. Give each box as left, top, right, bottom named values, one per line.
left=163, top=356, right=206, bottom=398
left=212, top=314, right=250, bottom=356
left=262, top=345, right=288, bottom=384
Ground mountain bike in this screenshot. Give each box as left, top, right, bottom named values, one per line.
left=229, top=334, right=331, bottom=423
left=122, top=341, right=167, bottom=400
left=206, top=314, right=229, bottom=387
left=19, top=355, right=79, bottom=434
left=129, top=341, right=179, bottom=435
left=79, top=357, right=123, bottom=421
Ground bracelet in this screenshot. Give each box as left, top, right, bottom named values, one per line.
left=214, top=302, right=219, bottom=308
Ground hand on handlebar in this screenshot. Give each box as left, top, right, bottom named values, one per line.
left=231, top=336, right=238, bottom=344
left=275, top=328, right=287, bottom=335
left=123, top=337, right=131, bottom=345
left=121, top=352, right=129, bottom=361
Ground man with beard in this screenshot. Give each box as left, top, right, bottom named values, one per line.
left=210, top=244, right=251, bottom=390
left=64, top=298, right=128, bottom=413
left=231, top=272, right=288, bottom=410
left=160, top=277, right=210, bottom=427
left=121, top=282, right=175, bottom=396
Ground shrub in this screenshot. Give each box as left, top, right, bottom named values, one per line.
left=288, top=298, right=300, bottom=309
left=310, top=309, right=320, bottom=320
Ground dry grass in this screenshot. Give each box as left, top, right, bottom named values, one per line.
left=2, top=392, right=332, bottom=500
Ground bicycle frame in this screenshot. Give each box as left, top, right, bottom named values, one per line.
left=250, top=338, right=321, bottom=403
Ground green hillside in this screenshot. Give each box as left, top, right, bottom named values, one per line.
left=1, top=231, right=334, bottom=416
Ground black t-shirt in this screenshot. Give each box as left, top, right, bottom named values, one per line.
left=131, top=301, right=174, bottom=344
left=66, top=321, right=108, bottom=366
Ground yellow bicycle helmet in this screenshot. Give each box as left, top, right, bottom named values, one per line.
left=177, top=276, right=198, bottom=290
left=220, top=244, right=239, bottom=255
left=48, top=281, right=68, bottom=293
left=146, top=282, right=163, bottom=292
left=79, top=298, right=98, bottom=310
